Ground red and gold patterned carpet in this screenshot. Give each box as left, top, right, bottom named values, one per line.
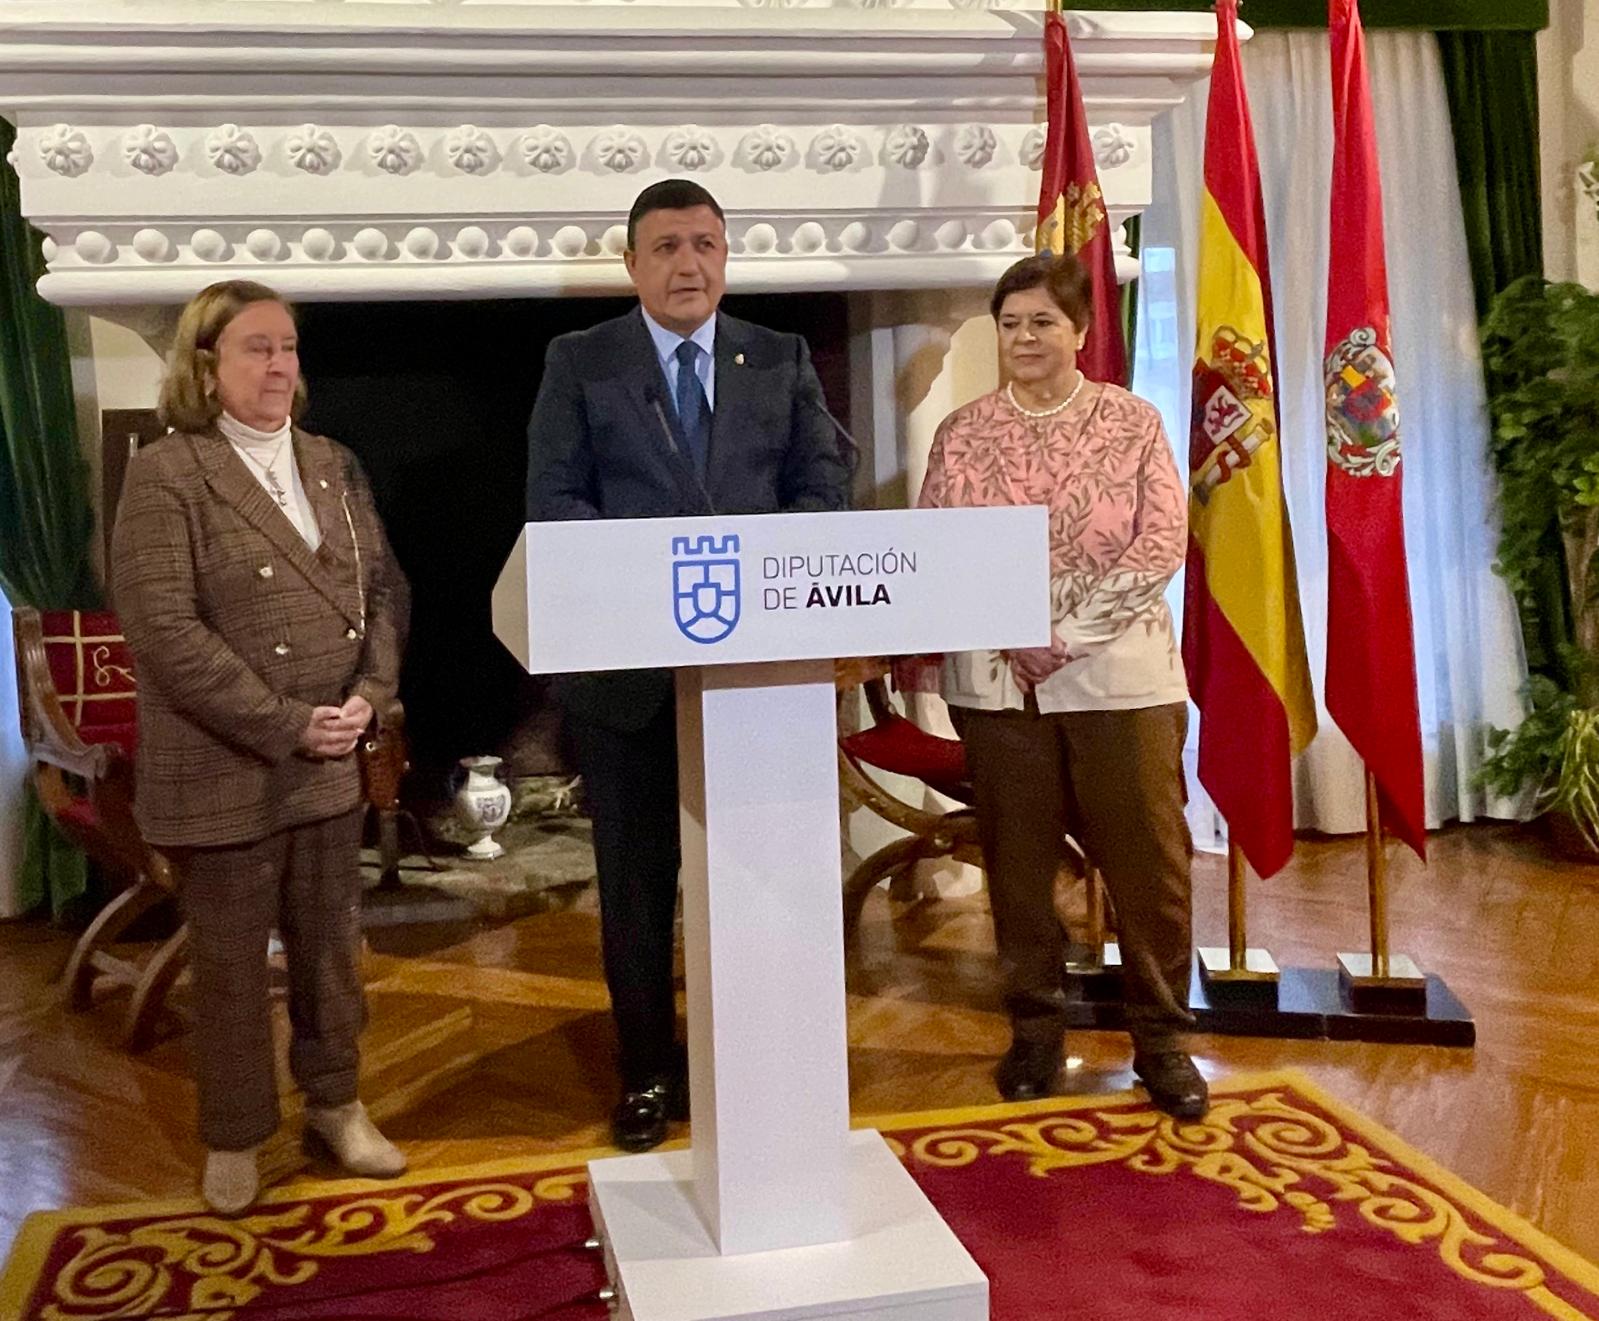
left=4, top=1070, right=1596, bottom=1320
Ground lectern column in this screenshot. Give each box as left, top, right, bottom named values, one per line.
left=675, top=658, right=851, bottom=1256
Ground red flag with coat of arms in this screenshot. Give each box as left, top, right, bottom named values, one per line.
left=1324, top=0, right=1427, bottom=858
left=1036, top=10, right=1128, bottom=386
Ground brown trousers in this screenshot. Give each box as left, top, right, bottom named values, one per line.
left=955, top=703, right=1194, bottom=1054
left=175, top=809, right=366, bottom=1150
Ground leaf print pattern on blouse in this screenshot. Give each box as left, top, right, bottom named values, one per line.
left=919, top=383, right=1188, bottom=710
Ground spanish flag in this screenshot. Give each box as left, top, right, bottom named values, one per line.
left=1183, top=0, right=1317, bottom=879
left=1324, top=0, right=1426, bottom=858
left=1037, top=10, right=1127, bottom=386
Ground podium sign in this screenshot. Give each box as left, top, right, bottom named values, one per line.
left=494, top=506, right=1048, bottom=1321
left=492, top=506, right=1048, bottom=673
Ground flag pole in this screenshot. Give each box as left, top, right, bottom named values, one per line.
left=1338, top=767, right=1425, bottom=1001
left=1363, top=769, right=1389, bottom=979
left=1199, top=839, right=1278, bottom=988
left=1227, top=843, right=1248, bottom=971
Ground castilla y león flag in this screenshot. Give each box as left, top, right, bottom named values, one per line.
left=1324, top=0, right=1426, bottom=858
left=1184, top=0, right=1316, bottom=879
left=1036, top=10, right=1127, bottom=386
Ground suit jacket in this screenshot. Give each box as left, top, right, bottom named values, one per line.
left=525, top=306, right=852, bottom=731
left=111, top=426, right=409, bottom=848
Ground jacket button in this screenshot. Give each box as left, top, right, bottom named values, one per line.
left=346, top=627, right=358, bottom=640
left=319, top=479, right=329, bottom=489
left=274, top=643, right=290, bottom=656
left=258, top=564, right=274, bottom=578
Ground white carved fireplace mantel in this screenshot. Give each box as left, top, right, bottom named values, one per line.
left=0, top=1, right=1220, bottom=306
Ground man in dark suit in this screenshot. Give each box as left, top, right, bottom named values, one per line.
left=525, top=179, right=852, bottom=1152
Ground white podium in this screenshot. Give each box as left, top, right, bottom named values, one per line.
left=494, top=506, right=1048, bottom=1321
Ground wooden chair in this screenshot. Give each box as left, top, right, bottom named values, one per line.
left=14, top=608, right=424, bottom=1048
left=357, top=700, right=441, bottom=889
left=12, top=607, right=186, bottom=1049
left=836, top=659, right=1106, bottom=949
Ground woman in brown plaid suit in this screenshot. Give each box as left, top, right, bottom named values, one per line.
left=111, top=280, right=410, bottom=1214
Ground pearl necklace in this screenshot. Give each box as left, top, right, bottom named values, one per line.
left=1006, top=373, right=1085, bottom=420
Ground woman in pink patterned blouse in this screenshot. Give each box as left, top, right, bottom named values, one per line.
left=914, top=252, right=1205, bottom=1118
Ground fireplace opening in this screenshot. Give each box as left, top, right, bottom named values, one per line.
left=293, top=292, right=852, bottom=795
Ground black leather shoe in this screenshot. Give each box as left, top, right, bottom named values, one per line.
left=995, top=1038, right=1064, bottom=1101
left=612, top=1084, right=671, bottom=1152
left=1133, top=1051, right=1209, bottom=1120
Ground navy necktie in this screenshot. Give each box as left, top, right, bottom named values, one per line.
left=674, top=339, right=711, bottom=474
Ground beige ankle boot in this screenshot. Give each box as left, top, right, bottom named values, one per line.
left=304, top=1101, right=407, bottom=1178
left=202, top=1147, right=261, bottom=1215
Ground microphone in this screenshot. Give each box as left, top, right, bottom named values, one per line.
left=644, top=382, right=718, bottom=515
left=801, top=387, right=863, bottom=480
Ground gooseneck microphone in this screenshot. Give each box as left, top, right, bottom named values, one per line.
left=644, top=382, right=719, bottom=515
left=801, top=388, right=863, bottom=480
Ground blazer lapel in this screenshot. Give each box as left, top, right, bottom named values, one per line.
left=192, top=429, right=358, bottom=627
left=619, top=308, right=713, bottom=513
left=296, top=430, right=366, bottom=628
left=705, top=313, right=754, bottom=497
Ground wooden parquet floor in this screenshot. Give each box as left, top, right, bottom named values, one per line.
left=2, top=822, right=1597, bottom=1272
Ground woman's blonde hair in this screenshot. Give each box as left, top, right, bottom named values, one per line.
left=159, top=280, right=307, bottom=432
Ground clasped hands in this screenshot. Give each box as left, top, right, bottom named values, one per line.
left=891, top=636, right=1072, bottom=696
left=299, top=694, right=374, bottom=759
left=1004, top=636, right=1071, bottom=692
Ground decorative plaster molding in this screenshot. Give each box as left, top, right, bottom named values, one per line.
left=1020, top=125, right=1046, bottom=171
left=738, top=125, right=796, bottom=172
left=206, top=123, right=261, bottom=176
left=122, top=125, right=178, bottom=176
left=38, top=124, right=93, bottom=178
left=367, top=125, right=422, bottom=175
left=519, top=126, right=572, bottom=173
left=665, top=125, right=718, bottom=172
left=287, top=125, right=341, bottom=175
left=593, top=126, right=648, bottom=173
left=954, top=124, right=997, bottom=169
left=1092, top=123, right=1135, bottom=171
left=445, top=125, right=500, bottom=175
left=25, top=210, right=1063, bottom=298
left=884, top=125, right=930, bottom=169
left=811, top=125, right=865, bottom=172
left=0, top=3, right=1223, bottom=304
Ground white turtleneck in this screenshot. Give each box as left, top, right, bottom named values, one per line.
left=218, top=411, right=321, bottom=551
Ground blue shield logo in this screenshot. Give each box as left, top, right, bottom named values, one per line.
left=672, top=534, right=741, bottom=645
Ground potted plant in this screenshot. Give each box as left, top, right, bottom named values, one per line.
left=1477, top=274, right=1599, bottom=859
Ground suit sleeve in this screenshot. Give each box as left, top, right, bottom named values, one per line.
left=344, top=449, right=411, bottom=724
left=779, top=336, right=853, bottom=513
left=526, top=337, right=601, bottom=522
left=110, top=449, right=312, bottom=764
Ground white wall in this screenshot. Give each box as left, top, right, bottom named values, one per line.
left=1539, top=0, right=1599, bottom=287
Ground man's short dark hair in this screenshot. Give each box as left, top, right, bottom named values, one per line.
left=989, top=251, right=1094, bottom=330
left=627, top=179, right=726, bottom=249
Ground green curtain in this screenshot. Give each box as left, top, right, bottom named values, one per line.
left=1435, top=33, right=1568, bottom=687
left=1436, top=33, right=1544, bottom=323
left=1119, top=214, right=1141, bottom=384
left=2, top=117, right=103, bottom=918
